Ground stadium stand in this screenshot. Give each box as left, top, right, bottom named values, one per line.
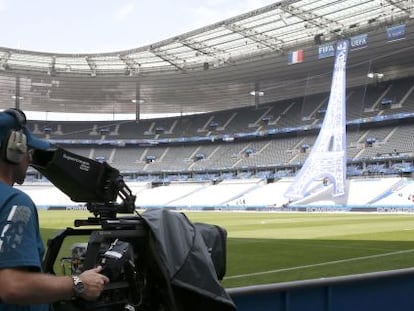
left=25, top=75, right=414, bottom=177
left=20, top=74, right=414, bottom=210
left=0, top=0, right=412, bottom=211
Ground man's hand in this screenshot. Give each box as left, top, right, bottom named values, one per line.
left=77, top=266, right=110, bottom=300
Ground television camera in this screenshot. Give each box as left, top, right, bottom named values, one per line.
left=32, top=147, right=235, bottom=311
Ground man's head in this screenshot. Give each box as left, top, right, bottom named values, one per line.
left=0, top=108, right=50, bottom=184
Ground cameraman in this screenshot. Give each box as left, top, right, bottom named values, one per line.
left=0, top=109, right=109, bottom=311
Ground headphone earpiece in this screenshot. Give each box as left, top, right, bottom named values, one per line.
left=0, top=108, right=29, bottom=164
left=2, top=129, right=28, bottom=164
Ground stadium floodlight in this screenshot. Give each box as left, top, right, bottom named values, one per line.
left=11, top=95, right=24, bottom=100
left=367, top=72, right=384, bottom=79
left=249, top=91, right=264, bottom=96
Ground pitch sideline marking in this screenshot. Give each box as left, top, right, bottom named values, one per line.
left=226, top=248, right=414, bottom=279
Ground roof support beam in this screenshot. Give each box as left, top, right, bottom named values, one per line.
left=280, top=2, right=344, bottom=36
left=85, top=56, right=97, bottom=77
left=119, top=54, right=141, bottom=76
left=150, top=48, right=186, bottom=71
left=48, top=56, right=56, bottom=76
left=180, top=38, right=233, bottom=64
left=180, top=38, right=225, bottom=57
left=0, top=51, right=11, bottom=70
left=383, top=0, right=413, bottom=16
left=225, top=23, right=284, bottom=51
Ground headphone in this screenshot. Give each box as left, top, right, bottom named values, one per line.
left=1, top=108, right=28, bottom=164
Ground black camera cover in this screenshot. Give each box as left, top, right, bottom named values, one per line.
left=141, top=208, right=235, bottom=311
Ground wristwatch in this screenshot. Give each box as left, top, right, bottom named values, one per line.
left=72, top=275, right=85, bottom=297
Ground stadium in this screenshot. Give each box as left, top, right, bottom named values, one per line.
left=2, top=0, right=414, bottom=310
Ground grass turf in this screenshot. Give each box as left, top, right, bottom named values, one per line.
left=38, top=210, right=414, bottom=288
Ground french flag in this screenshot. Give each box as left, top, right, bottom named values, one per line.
left=288, top=49, right=304, bottom=65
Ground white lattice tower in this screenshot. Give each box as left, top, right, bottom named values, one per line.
left=285, top=40, right=349, bottom=200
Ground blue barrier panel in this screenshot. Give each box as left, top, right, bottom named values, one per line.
left=228, top=267, right=414, bottom=311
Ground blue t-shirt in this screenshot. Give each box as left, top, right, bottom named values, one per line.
left=0, top=182, right=48, bottom=311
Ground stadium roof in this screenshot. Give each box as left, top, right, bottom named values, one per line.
left=0, top=0, right=413, bottom=116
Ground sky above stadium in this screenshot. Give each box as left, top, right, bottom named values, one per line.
left=0, top=0, right=276, bottom=54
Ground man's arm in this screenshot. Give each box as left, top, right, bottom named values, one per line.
left=0, top=266, right=109, bottom=304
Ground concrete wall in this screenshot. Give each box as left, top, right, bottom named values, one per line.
left=228, top=268, right=414, bottom=311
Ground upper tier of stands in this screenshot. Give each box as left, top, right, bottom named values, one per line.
left=29, top=76, right=414, bottom=141
left=26, top=76, right=414, bottom=175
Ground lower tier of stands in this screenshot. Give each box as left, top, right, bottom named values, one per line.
left=19, top=176, right=414, bottom=210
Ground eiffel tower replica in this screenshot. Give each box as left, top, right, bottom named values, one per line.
left=285, top=40, right=349, bottom=201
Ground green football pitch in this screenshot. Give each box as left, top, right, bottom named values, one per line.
left=39, top=210, right=414, bottom=288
